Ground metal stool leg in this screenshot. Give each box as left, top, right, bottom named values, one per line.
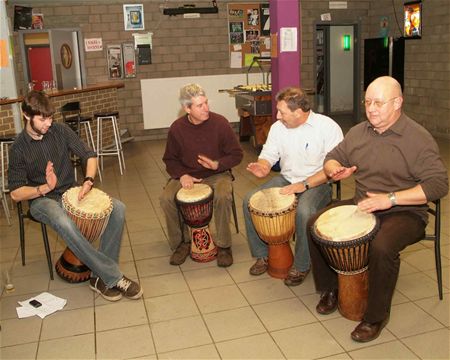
left=84, top=121, right=102, bottom=182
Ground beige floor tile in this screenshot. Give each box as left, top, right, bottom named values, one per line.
left=424, top=265, right=450, bottom=292
left=238, top=277, right=295, bottom=305
left=0, top=342, right=38, bottom=360
left=402, top=248, right=448, bottom=272
left=50, top=283, right=94, bottom=311
left=391, top=289, right=411, bottom=305
left=145, top=292, right=199, bottom=323
left=288, top=271, right=317, bottom=297
left=8, top=258, right=54, bottom=278
left=320, top=353, right=352, bottom=360
left=271, top=322, right=344, bottom=359
left=178, top=255, right=219, bottom=271
left=388, top=302, right=444, bottom=338
left=1, top=293, right=33, bottom=320
left=135, top=256, right=180, bottom=277
left=253, top=297, right=317, bottom=331
left=41, top=307, right=93, bottom=340
left=48, top=274, right=87, bottom=291
left=132, top=240, right=172, bottom=260
left=348, top=340, right=419, bottom=359
left=396, top=272, right=442, bottom=301
left=398, top=260, right=422, bottom=276
left=415, top=293, right=450, bottom=327
left=192, top=284, right=248, bottom=314
left=128, top=228, right=167, bottom=245
left=141, top=272, right=189, bottom=298
left=183, top=266, right=234, bottom=290
left=151, top=315, right=212, bottom=353
left=322, top=316, right=395, bottom=351
left=126, top=217, right=162, bottom=233
left=158, top=344, right=220, bottom=359
left=401, top=328, right=450, bottom=360
left=225, top=260, right=271, bottom=283
left=203, top=306, right=266, bottom=342
left=216, top=333, right=284, bottom=359
left=37, top=333, right=95, bottom=359
left=0, top=317, right=42, bottom=347
left=96, top=324, right=155, bottom=359
left=1, top=273, right=50, bottom=297
left=95, top=300, right=148, bottom=332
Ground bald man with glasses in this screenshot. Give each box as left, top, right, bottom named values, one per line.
left=307, top=76, right=448, bottom=343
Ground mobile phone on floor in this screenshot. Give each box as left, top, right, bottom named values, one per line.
left=29, top=299, right=42, bottom=308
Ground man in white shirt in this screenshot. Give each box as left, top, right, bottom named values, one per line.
left=244, top=87, right=343, bottom=286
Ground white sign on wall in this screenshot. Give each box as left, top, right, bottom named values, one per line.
left=84, top=38, right=103, bottom=52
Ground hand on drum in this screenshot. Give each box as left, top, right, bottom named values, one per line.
left=247, top=162, right=270, bottom=178
left=45, top=161, right=57, bottom=190
left=78, top=181, right=92, bottom=201
left=197, top=154, right=219, bottom=170
left=328, top=165, right=357, bottom=181
left=358, top=191, right=393, bottom=213
left=180, top=174, right=202, bottom=189
left=280, top=183, right=304, bottom=195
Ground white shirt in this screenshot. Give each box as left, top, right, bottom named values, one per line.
left=259, top=111, right=343, bottom=184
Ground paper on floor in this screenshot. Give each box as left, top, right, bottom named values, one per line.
left=16, top=292, right=67, bottom=319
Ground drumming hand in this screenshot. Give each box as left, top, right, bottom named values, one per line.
left=247, top=162, right=270, bottom=178
left=328, top=166, right=357, bottom=181
left=180, top=174, right=202, bottom=189
left=45, top=161, right=57, bottom=190
left=358, top=192, right=392, bottom=213
left=197, top=155, right=219, bottom=170
left=78, top=181, right=92, bottom=201
left=280, top=183, right=303, bottom=195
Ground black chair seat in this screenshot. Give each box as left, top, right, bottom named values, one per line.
left=94, top=111, right=119, bottom=118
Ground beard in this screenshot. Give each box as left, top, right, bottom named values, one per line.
left=30, top=117, right=46, bottom=136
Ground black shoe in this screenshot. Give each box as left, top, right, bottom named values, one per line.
left=351, top=318, right=389, bottom=342
left=316, top=289, right=338, bottom=315
left=169, top=242, right=190, bottom=265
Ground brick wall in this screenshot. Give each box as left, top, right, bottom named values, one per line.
left=7, top=0, right=449, bottom=139
left=0, top=104, right=16, bottom=137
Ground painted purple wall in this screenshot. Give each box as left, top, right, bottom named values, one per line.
left=270, top=0, right=301, bottom=121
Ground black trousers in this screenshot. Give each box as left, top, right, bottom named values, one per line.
left=308, top=199, right=426, bottom=323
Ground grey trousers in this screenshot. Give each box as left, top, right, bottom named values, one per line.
left=159, top=172, right=233, bottom=250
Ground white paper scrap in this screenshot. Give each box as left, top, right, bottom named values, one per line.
left=17, top=292, right=67, bottom=319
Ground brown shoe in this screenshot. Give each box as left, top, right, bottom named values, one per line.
left=316, top=289, right=338, bottom=315
left=169, top=242, right=190, bottom=265
left=249, top=257, right=268, bottom=275
left=217, top=247, right=233, bottom=267
left=351, top=318, right=388, bottom=342
left=284, top=267, right=310, bottom=287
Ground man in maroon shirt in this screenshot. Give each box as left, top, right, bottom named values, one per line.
left=160, top=84, right=243, bottom=267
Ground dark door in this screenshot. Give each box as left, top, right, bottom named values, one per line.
left=27, top=45, right=53, bottom=91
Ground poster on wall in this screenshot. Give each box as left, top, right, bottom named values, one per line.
left=31, top=14, right=44, bottom=29
left=123, top=4, right=145, bottom=31
left=14, top=5, right=33, bottom=31
left=122, top=42, right=136, bottom=78
left=107, top=45, right=124, bottom=79
left=403, top=1, right=422, bottom=39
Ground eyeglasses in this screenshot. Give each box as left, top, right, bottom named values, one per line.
left=362, top=97, right=397, bottom=108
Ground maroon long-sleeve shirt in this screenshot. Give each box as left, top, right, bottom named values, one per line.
left=163, top=112, right=243, bottom=179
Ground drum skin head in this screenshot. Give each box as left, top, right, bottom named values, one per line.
left=63, top=187, right=113, bottom=217
left=314, top=205, right=376, bottom=241
left=176, top=183, right=213, bottom=203
left=249, top=187, right=295, bottom=214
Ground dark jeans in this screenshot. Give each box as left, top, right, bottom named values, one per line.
left=308, top=199, right=426, bottom=323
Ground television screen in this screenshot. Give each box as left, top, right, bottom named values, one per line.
left=404, top=1, right=422, bottom=39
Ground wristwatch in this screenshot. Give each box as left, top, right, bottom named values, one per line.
left=302, top=179, right=310, bottom=190
left=83, top=176, right=95, bottom=186
left=387, top=192, right=397, bottom=206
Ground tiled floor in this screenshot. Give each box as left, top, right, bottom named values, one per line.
left=1, top=127, right=449, bottom=359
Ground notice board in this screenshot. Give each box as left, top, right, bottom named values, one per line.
left=227, top=2, right=270, bottom=68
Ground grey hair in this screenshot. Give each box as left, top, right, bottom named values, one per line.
left=179, top=83, right=206, bottom=107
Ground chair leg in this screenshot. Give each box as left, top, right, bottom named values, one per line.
left=231, top=189, right=239, bottom=233
left=434, top=240, right=442, bottom=300
left=41, top=223, right=54, bottom=280
left=18, top=208, right=26, bottom=266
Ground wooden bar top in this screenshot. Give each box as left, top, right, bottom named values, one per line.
left=0, top=82, right=125, bottom=105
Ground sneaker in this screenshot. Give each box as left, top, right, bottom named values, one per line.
left=217, top=247, right=233, bottom=267
left=249, top=257, right=268, bottom=275
left=169, top=242, right=191, bottom=265
left=114, top=276, right=144, bottom=299
left=89, top=277, right=122, bottom=301
left=284, top=267, right=310, bottom=287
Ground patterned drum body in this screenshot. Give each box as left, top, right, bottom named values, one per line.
left=248, top=188, right=298, bottom=279
left=311, top=205, right=380, bottom=321
left=55, top=187, right=113, bottom=283
left=176, top=184, right=217, bottom=263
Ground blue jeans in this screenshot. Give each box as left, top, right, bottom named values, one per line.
left=243, top=175, right=331, bottom=272
left=30, top=196, right=125, bottom=288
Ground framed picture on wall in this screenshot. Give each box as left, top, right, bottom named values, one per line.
left=122, top=42, right=136, bottom=78
left=123, top=4, right=144, bottom=31
left=404, top=1, right=422, bottom=39
left=107, top=45, right=124, bottom=79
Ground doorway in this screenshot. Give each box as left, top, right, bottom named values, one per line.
left=314, top=23, right=361, bottom=126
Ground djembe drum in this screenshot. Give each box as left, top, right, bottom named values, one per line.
left=248, top=187, right=298, bottom=279
left=55, top=187, right=113, bottom=283
left=311, top=205, right=380, bottom=321
left=175, top=183, right=217, bottom=262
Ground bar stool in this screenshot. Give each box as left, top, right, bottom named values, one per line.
left=61, top=102, right=102, bottom=182
left=94, top=111, right=125, bottom=175
left=1, top=134, right=16, bottom=225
